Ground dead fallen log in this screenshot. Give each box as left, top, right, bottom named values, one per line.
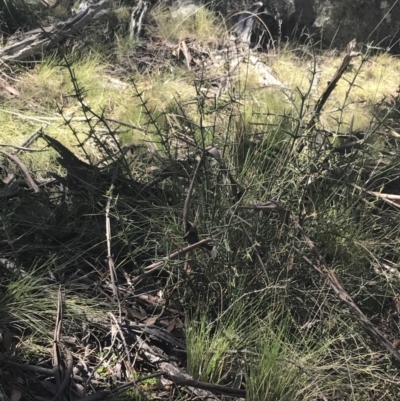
left=0, top=0, right=111, bottom=62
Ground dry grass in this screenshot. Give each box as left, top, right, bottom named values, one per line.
left=148, top=2, right=226, bottom=46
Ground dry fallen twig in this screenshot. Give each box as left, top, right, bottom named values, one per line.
left=0, top=149, right=40, bottom=192
left=105, top=166, right=120, bottom=304
left=51, top=287, right=73, bottom=401
left=0, top=144, right=45, bottom=152
left=132, top=238, right=215, bottom=284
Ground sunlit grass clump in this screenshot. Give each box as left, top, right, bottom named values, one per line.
left=149, top=2, right=225, bottom=45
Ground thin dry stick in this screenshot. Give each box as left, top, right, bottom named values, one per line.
left=365, top=0, right=399, bottom=42
left=181, top=156, right=213, bottom=257
left=3, top=361, right=84, bottom=382
left=370, top=192, right=400, bottom=200
left=132, top=238, right=214, bottom=284
left=3, top=362, right=58, bottom=377
left=15, top=127, right=43, bottom=155
left=105, top=167, right=121, bottom=317
left=76, top=372, right=165, bottom=401
left=353, top=184, right=400, bottom=210
left=208, top=147, right=270, bottom=280
left=135, top=336, right=219, bottom=400
left=104, top=117, right=148, bottom=133
left=51, top=286, right=74, bottom=401
left=208, top=287, right=271, bottom=327
left=52, top=287, right=63, bottom=396
left=164, top=373, right=246, bottom=398
left=239, top=221, right=270, bottom=283
left=50, top=346, right=73, bottom=401
left=108, top=312, right=133, bottom=378
left=307, top=46, right=360, bottom=132
left=297, top=45, right=360, bottom=153
left=0, top=109, right=51, bottom=124
left=0, top=149, right=40, bottom=192
left=182, top=157, right=203, bottom=237
left=0, top=144, right=44, bottom=152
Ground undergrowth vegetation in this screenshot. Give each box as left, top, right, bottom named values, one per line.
left=1, top=2, right=400, bottom=401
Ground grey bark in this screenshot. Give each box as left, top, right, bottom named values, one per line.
left=129, top=0, right=150, bottom=39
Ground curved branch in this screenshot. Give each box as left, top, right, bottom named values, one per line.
left=0, top=150, right=40, bottom=192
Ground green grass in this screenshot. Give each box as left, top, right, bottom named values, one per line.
left=186, top=296, right=260, bottom=384
left=0, top=263, right=106, bottom=352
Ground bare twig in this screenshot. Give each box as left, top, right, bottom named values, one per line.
left=108, top=312, right=133, bottom=377
left=132, top=238, right=215, bottom=284
left=53, top=288, right=63, bottom=394
left=353, top=184, right=400, bottom=210
left=3, top=361, right=84, bottom=381
left=0, top=143, right=46, bottom=153
left=182, top=156, right=208, bottom=250
left=0, top=150, right=40, bottom=192
left=50, top=346, right=73, bottom=401
left=52, top=287, right=70, bottom=401
left=239, top=221, right=270, bottom=283
left=76, top=372, right=165, bottom=401
left=105, top=166, right=121, bottom=315
left=0, top=144, right=44, bottom=152
left=82, top=320, right=119, bottom=397
left=370, top=192, right=400, bottom=200
left=15, top=127, right=43, bottom=155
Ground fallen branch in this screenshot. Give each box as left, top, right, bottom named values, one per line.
left=0, top=149, right=40, bottom=192
left=3, top=361, right=79, bottom=379
left=297, top=40, right=361, bottom=153
left=74, top=372, right=165, bottom=401
left=0, top=0, right=111, bottom=61
left=0, top=143, right=45, bottom=152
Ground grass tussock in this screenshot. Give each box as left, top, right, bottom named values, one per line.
left=149, top=2, right=226, bottom=46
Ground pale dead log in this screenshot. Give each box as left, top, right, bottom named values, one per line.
left=129, top=0, right=150, bottom=39
left=0, top=0, right=111, bottom=62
